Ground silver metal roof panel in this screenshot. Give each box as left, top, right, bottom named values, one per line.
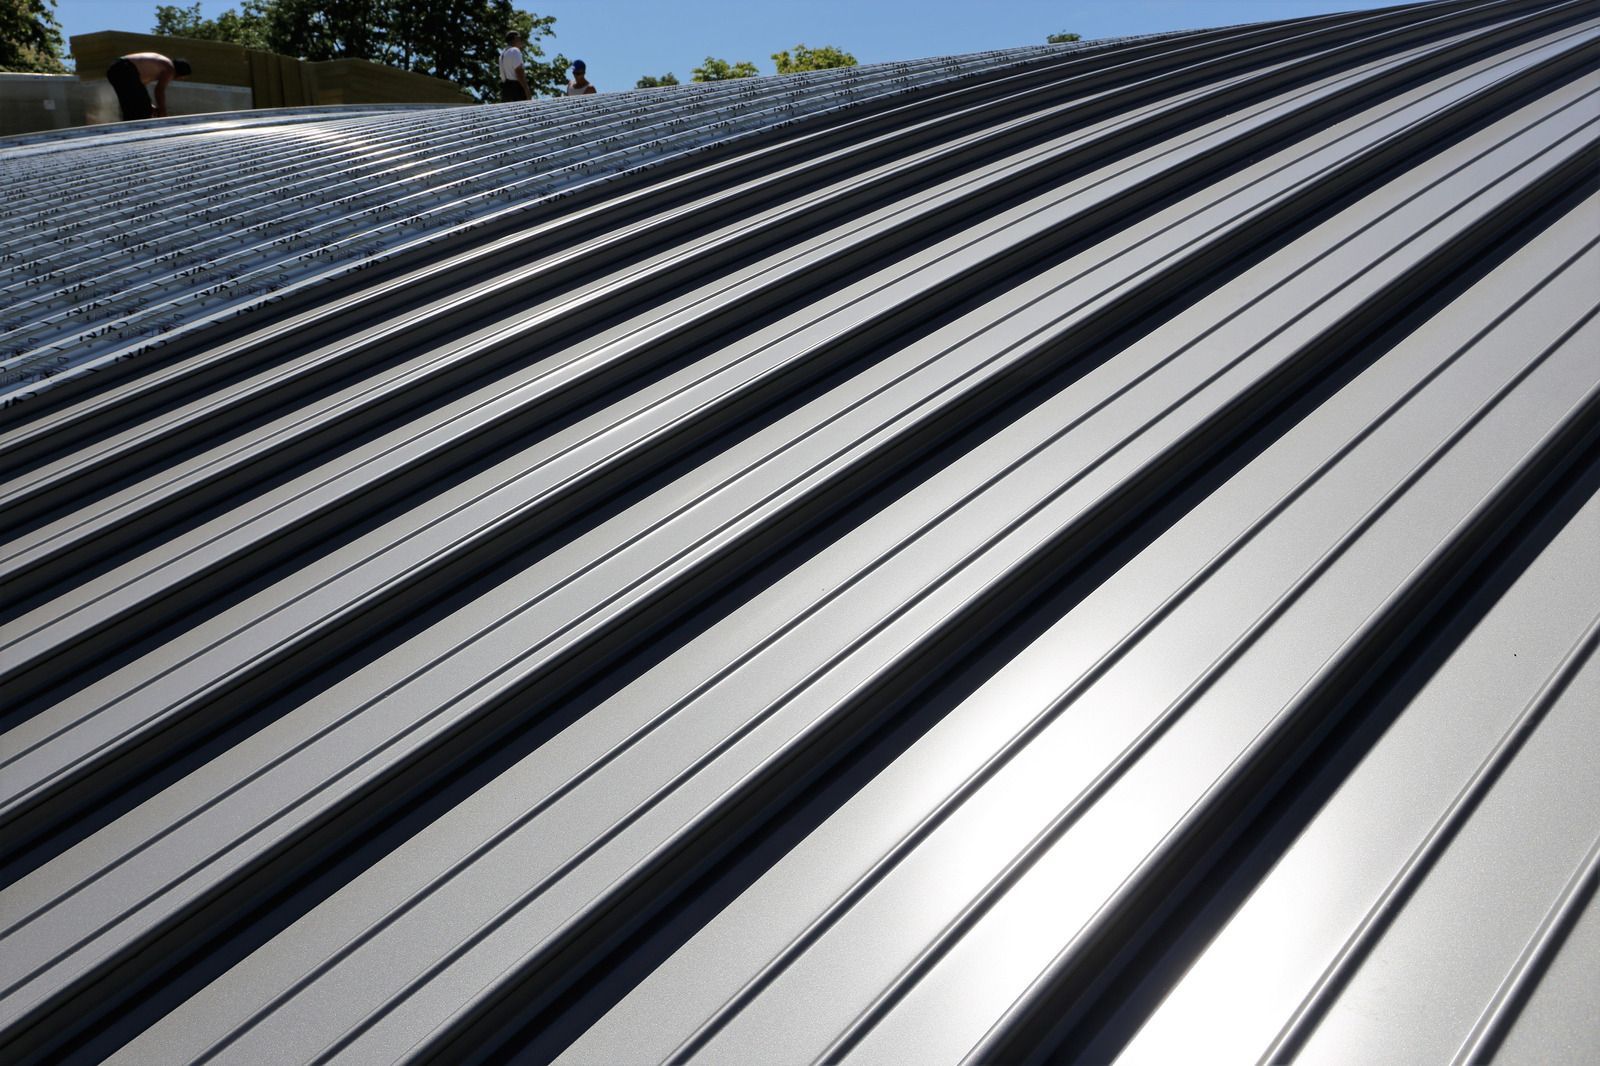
left=1, top=0, right=1596, bottom=1061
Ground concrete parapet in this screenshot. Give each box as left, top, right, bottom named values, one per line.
left=0, top=73, right=255, bottom=135
left=0, top=73, right=85, bottom=136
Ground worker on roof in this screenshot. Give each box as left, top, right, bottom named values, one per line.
left=499, top=31, right=530, bottom=102
left=567, top=59, right=597, bottom=96
left=106, top=52, right=190, bottom=122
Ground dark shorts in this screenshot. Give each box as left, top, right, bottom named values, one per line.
left=107, top=58, right=152, bottom=121
left=501, top=79, right=528, bottom=102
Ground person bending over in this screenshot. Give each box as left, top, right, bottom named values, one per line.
left=106, top=52, right=190, bottom=121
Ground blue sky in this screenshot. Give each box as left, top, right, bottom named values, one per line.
left=57, top=1, right=1405, bottom=85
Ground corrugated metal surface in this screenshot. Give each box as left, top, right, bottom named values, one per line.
left=0, top=32, right=1172, bottom=403
left=1, top=1, right=1597, bottom=1061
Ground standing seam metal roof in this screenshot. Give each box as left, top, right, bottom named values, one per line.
left=0, top=0, right=1597, bottom=1062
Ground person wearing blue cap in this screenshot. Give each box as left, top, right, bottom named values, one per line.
left=567, top=59, right=598, bottom=96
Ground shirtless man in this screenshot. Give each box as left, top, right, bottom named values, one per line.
left=566, top=59, right=597, bottom=96
left=106, top=52, right=191, bottom=122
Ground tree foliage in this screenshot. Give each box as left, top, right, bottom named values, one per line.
left=263, top=0, right=565, bottom=100
left=1, top=0, right=66, bottom=73
left=1046, top=31, right=1082, bottom=43
left=152, top=1, right=272, bottom=49
left=691, top=56, right=757, bottom=82
left=635, top=72, right=679, bottom=89
left=770, top=43, right=856, bottom=74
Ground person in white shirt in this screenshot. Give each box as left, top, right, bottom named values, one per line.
left=499, top=31, right=530, bottom=102
left=566, top=59, right=597, bottom=96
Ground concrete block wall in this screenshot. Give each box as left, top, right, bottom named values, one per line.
left=4, top=33, right=469, bottom=137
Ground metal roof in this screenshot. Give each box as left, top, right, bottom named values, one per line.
left=0, top=32, right=1173, bottom=403
left=1, top=0, right=1597, bottom=1062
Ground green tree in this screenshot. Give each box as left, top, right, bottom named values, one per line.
left=1046, top=31, right=1081, bottom=43
left=1, top=0, right=66, bottom=73
left=260, top=0, right=375, bottom=62
left=152, top=1, right=272, bottom=48
left=691, top=56, right=757, bottom=82
left=635, top=72, right=678, bottom=89
left=770, top=43, right=855, bottom=74
left=265, top=0, right=567, bottom=100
